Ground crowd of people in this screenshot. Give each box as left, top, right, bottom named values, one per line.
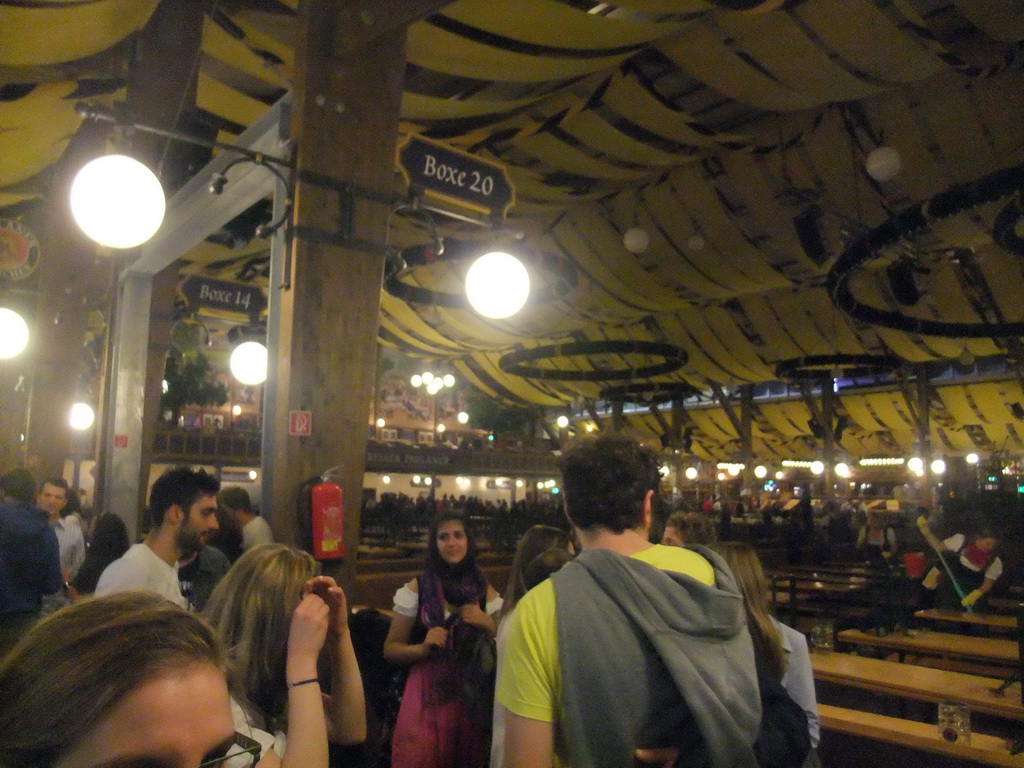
left=0, top=432, right=1009, bottom=768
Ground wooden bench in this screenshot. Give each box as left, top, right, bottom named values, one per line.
left=819, top=704, right=1024, bottom=766
left=811, top=652, right=1024, bottom=721
left=838, top=629, right=1019, bottom=667
left=916, top=609, right=1018, bottom=632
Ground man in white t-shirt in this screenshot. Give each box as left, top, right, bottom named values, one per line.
left=96, top=467, right=220, bottom=608
left=219, top=486, right=273, bottom=550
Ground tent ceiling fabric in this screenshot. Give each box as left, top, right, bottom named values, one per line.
left=3, top=0, right=1024, bottom=458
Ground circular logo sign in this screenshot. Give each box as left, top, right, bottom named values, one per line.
left=0, top=220, right=40, bottom=282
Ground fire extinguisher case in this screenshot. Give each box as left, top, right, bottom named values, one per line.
left=310, top=482, right=344, bottom=559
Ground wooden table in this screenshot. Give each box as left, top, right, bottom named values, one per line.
left=819, top=704, right=1024, bottom=767
left=811, top=651, right=1024, bottom=721
left=838, top=628, right=1019, bottom=666
left=915, top=609, right=1018, bottom=632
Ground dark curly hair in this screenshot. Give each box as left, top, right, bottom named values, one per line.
left=559, top=433, right=662, bottom=533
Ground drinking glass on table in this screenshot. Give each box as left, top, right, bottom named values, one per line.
left=810, top=619, right=834, bottom=653
left=937, top=701, right=971, bottom=744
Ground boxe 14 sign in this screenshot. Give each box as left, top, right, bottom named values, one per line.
left=397, top=134, right=514, bottom=219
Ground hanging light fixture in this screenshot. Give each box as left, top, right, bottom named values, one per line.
left=0, top=308, right=29, bottom=359
left=623, top=226, right=650, bottom=254
left=69, top=154, right=166, bottom=248
left=865, top=146, right=902, bottom=182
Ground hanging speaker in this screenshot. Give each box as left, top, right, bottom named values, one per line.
left=886, top=259, right=921, bottom=306
left=793, top=206, right=828, bottom=265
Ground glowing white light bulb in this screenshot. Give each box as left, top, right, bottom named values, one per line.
left=0, top=308, right=29, bottom=359
left=465, top=251, right=530, bottom=319
left=68, top=402, right=95, bottom=430
left=70, top=154, right=165, bottom=248
left=229, top=341, right=268, bottom=385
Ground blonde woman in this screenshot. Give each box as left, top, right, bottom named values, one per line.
left=492, top=524, right=574, bottom=768
left=203, top=544, right=366, bottom=767
left=0, top=592, right=253, bottom=768
left=715, top=542, right=821, bottom=767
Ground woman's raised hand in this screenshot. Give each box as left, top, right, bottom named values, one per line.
left=288, top=593, right=330, bottom=672
left=304, top=576, right=349, bottom=637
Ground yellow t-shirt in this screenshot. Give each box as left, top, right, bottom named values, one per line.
left=496, top=544, right=715, bottom=725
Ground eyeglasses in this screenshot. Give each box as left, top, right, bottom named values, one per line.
left=197, top=732, right=262, bottom=768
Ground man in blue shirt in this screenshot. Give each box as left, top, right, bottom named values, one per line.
left=0, top=468, right=62, bottom=657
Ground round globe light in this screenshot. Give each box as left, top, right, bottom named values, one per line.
left=717, top=472, right=726, bottom=482
left=775, top=471, right=784, bottom=480
left=424, top=477, right=432, bottom=486
left=516, top=479, right=524, bottom=488
left=410, top=374, right=422, bottom=388
left=376, top=418, right=386, bottom=428
left=727, top=464, right=741, bottom=476
left=684, top=466, right=698, bottom=481
left=68, top=402, right=95, bottom=431
left=70, top=154, right=166, bottom=248
left=754, top=465, right=768, bottom=479
left=865, top=146, right=902, bottom=183
left=229, top=341, right=268, bottom=385
left=907, top=456, right=924, bottom=474
left=437, top=423, right=446, bottom=433
left=443, top=374, right=455, bottom=387
left=382, top=475, right=391, bottom=484
left=428, top=378, right=443, bottom=395
left=465, top=251, right=530, bottom=319
left=457, top=411, right=469, bottom=424
left=248, top=470, right=258, bottom=480
left=965, top=452, right=980, bottom=465
left=835, top=462, right=851, bottom=478
left=421, top=371, right=434, bottom=385
left=623, top=226, right=650, bottom=254
left=810, top=460, right=825, bottom=475
left=931, top=458, right=946, bottom=475
left=0, top=308, right=29, bottom=359
left=556, top=415, right=569, bottom=429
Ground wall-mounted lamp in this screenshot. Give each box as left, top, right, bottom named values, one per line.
left=73, top=103, right=292, bottom=249
left=68, top=402, right=95, bottom=431
left=70, top=154, right=166, bottom=248
left=227, top=324, right=268, bottom=385
left=0, top=308, right=29, bottom=359
left=465, top=251, right=530, bottom=319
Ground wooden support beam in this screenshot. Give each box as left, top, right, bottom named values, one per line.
left=584, top=399, right=603, bottom=431
left=332, top=1, right=454, bottom=56
left=647, top=403, right=671, bottom=435
left=709, top=383, right=743, bottom=439
left=266, top=0, right=415, bottom=592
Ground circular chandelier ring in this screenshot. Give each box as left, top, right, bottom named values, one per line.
left=826, top=161, right=1024, bottom=337
left=499, top=340, right=688, bottom=382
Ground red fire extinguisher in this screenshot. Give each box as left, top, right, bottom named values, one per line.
left=311, top=481, right=344, bottom=559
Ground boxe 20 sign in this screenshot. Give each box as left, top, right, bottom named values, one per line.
left=397, top=134, right=515, bottom=220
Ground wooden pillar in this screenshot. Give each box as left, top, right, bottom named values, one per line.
left=822, top=382, right=835, bottom=500
left=95, top=0, right=206, bottom=523
left=917, top=369, right=933, bottom=507
left=740, top=385, right=754, bottom=494
left=268, top=1, right=446, bottom=592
